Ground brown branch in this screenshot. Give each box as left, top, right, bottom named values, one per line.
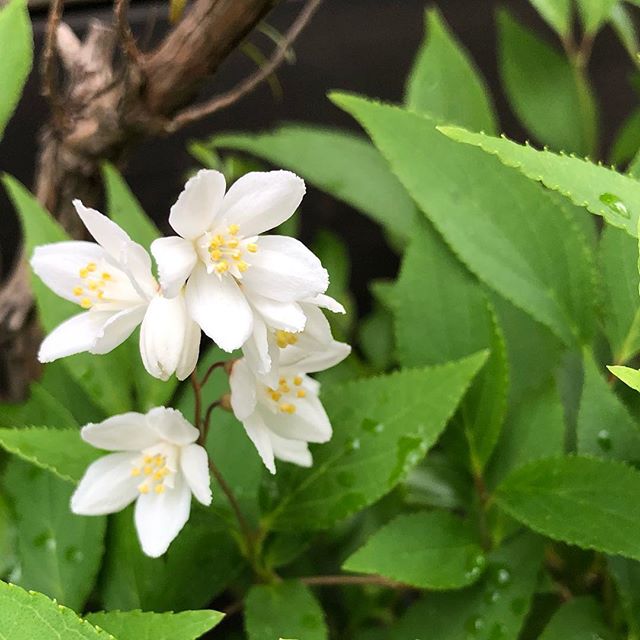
left=300, top=574, right=410, bottom=589
left=114, top=0, right=141, bottom=65
left=41, top=0, right=65, bottom=116
left=166, top=0, right=322, bottom=132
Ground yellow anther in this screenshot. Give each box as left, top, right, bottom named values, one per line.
left=231, top=250, right=242, bottom=260
left=280, top=384, right=291, bottom=393
left=270, top=390, right=282, bottom=401
left=276, top=333, right=288, bottom=348
left=247, top=243, right=258, bottom=253
left=131, top=467, right=141, bottom=477
left=97, top=291, right=104, bottom=300
left=86, top=262, right=97, bottom=272
left=227, top=238, right=239, bottom=249
left=210, top=249, right=222, bottom=261
left=79, top=268, right=89, bottom=279
left=294, top=376, right=303, bottom=386
left=154, top=455, right=163, bottom=465
left=88, top=280, right=99, bottom=291
left=139, top=484, right=149, bottom=494
left=211, top=235, right=223, bottom=248
left=80, top=298, right=92, bottom=309
left=153, top=470, right=164, bottom=480
left=143, top=465, right=152, bottom=475
left=155, top=484, right=166, bottom=494
left=144, top=455, right=153, bottom=463
left=102, top=272, right=112, bottom=280
left=73, top=286, right=83, bottom=296
left=238, top=261, right=249, bottom=273
left=215, top=261, right=229, bottom=274
left=297, top=389, right=307, bottom=398
left=228, top=224, right=240, bottom=235
left=280, top=403, right=296, bottom=414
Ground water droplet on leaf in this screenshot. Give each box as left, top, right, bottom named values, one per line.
left=597, top=429, right=612, bottom=451
left=599, top=193, right=630, bottom=219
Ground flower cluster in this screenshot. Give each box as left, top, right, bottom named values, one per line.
left=31, top=170, right=350, bottom=555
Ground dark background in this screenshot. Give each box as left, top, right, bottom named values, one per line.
left=1, top=0, right=637, bottom=307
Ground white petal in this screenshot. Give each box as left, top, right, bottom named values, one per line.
left=134, top=472, right=192, bottom=557
left=139, top=295, right=189, bottom=381
left=146, top=407, right=199, bottom=445
left=176, top=318, right=201, bottom=381
left=91, top=305, right=147, bottom=355
left=270, top=432, right=313, bottom=467
left=169, top=170, right=226, bottom=240
left=31, top=241, right=105, bottom=303
left=281, top=341, right=351, bottom=374
left=246, top=293, right=306, bottom=332
left=150, top=236, right=198, bottom=298
left=242, top=316, right=273, bottom=378
left=81, top=412, right=159, bottom=451
left=242, top=413, right=276, bottom=474
left=229, top=359, right=258, bottom=420
left=180, top=444, right=212, bottom=506
left=305, top=293, right=346, bottom=314
left=73, top=200, right=131, bottom=261
left=259, top=392, right=332, bottom=443
left=71, top=452, right=140, bottom=515
left=242, top=236, right=328, bottom=302
left=185, top=264, right=253, bottom=352
left=38, top=310, right=115, bottom=363
left=119, top=240, right=158, bottom=300
left=219, top=171, right=305, bottom=236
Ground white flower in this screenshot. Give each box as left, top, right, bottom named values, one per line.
left=243, top=295, right=351, bottom=385
left=71, top=407, right=211, bottom=557
left=150, top=170, right=329, bottom=353
left=30, top=200, right=200, bottom=381
left=229, top=358, right=333, bottom=474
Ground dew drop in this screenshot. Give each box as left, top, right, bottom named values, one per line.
left=484, top=589, right=501, bottom=604
left=597, top=429, right=612, bottom=452
left=346, top=437, right=361, bottom=451
left=495, top=566, right=511, bottom=587
left=465, top=553, right=486, bottom=580
left=64, top=547, right=84, bottom=563
left=464, top=615, right=485, bottom=635
left=32, top=532, right=56, bottom=551
left=599, top=193, right=631, bottom=219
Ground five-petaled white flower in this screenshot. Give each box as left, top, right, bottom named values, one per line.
left=71, top=407, right=211, bottom=558
left=150, top=169, right=329, bottom=353
left=31, top=200, right=200, bottom=381
left=229, top=356, right=339, bottom=474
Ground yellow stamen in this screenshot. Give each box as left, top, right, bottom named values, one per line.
left=80, top=298, right=92, bottom=309
left=73, top=286, right=83, bottom=296
left=270, top=390, right=282, bottom=401
left=88, top=280, right=99, bottom=291
left=144, top=455, right=153, bottom=463
left=153, top=470, right=164, bottom=480
left=237, top=260, right=249, bottom=273
left=215, top=261, right=229, bottom=273
left=228, top=224, right=240, bottom=235
left=247, top=243, right=258, bottom=253
left=227, top=238, right=238, bottom=249
left=297, top=389, right=307, bottom=398
left=143, top=465, right=152, bottom=475
left=293, top=376, right=303, bottom=386
left=102, top=272, right=112, bottom=280
left=79, top=268, right=89, bottom=278
left=139, top=484, right=149, bottom=494
left=86, top=262, right=97, bottom=272
left=155, top=484, right=165, bottom=494
left=210, top=249, right=222, bottom=261
left=131, top=467, right=141, bottom=477
left=211, top=235, right=223, bottom=248
left=231, top=250, right=242, bottom=260
left=280, top=403, right=296, bottom=414
left=280, top=384, right=291, bottom=393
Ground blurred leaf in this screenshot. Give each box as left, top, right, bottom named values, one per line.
left=245, top=581, right=327, bottom=640
left=343, top=511, right=485, bottom=589
left=100, top=506, right=241, bottom=612
left=405, top=8, right=496, bottom=132
left=0, top=382, right=78, bottom=429
left=86, top=609, right=225, bottom=640
left=358, top=304, right=395, bottom=371
left=578, top=351, right=640, bottom=462
left=2, top=175, right=134, bottom=414
left=497, top=456, right=640, bottom=560
left=440, top=125, right=640, bottom=239
left=3, top=460, right=105, bottom=611
left=538, top=596, right=613, bottom=639
left=0, top=493, right=17, bottom=578
left=611, top=108, right=640, bottom=168
left=0, top=427, right=100, bottom=483
left=393, top=220, right=507, bottom=469
left=331, top=95, right=597, bottom=348
left=576, top=0, right=618, bottom=34
left=0, top=580, right=109, bottom=639
left=497, top=8, right=597, bottom=155
left=610, top=3, right=639, bottom=62
left=391, top=532, right=544, bottom=640
left=0, top=0, right=32, bottom=137
left=608, top=555, right=640, bottom=635
left=204, top=125, right=419, bottom=242
left=608, top=364, right=640, bottom=391
left=528, top=0, right=573, bottom=36
left=267, top=352, right=488, bottom=531
left=169, top=0, right=187, bottom=23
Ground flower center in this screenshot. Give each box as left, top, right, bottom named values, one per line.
left=131, top=451, right=173, bottom=495
left=73, top=261, right=114, bottom=309
left=265, top=375, right=306, bottom=414
left=275, top=330, right=299, bottom=349
left=198, top=224, right=258, bottom=278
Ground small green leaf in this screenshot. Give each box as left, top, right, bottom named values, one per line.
left=611, top=108, right=640, bottom=168
left=0, top=580, right=111, bottom=639
left=203, top=125, right=419, bottom=242
left=3, top=461, right=106, bottom=611
left=497, top=8, right=597, bottom=155
left=528, top=0, right=573, bottom=36
left=608, top=364, right=640, bottom=392
left=85, top=609, right=225, bottom=640
left=608, top=556, right=640, bottom=635
left=0, top=382, right=78, bottom=429
left=538, top=597, right=613, bottom=639
left=343, top=511, right=485, bottom=589
left=0, top=427, right=99, bottom=483
left=440, top=126, right=640, bottom=239
left=268, top=352, right=488, bottom=531
left=405, top=8, right=496, bottom=133
left=576, top=0, right=618, bottom=34
left=0, top=0, right=32, bottom=137
left=245, top=581, right=327, bottom=640
left=610, top=4, right=638, bottom=62
left=496, top=456, right=640, bottom=560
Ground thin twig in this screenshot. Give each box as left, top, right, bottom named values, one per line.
left=300, top=574, right=410, bottom=589
left=201, top=360, right=227, bottom=387
left=190, top=372, right=203, bottom=429
left=114, top=0, right=141, bottom=64
left=41, top=0, right=65, bottom=115
left=202, top=401, right=220, bottom=442
left=166, top=0, right=323, bottom=132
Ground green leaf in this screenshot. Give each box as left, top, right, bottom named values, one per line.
left=405, top=8, right=496, bottom=133
left=0, top=492, right=17, bottom=578
left=610, top=4, right=639, bottom=61
left=331, top=94, right=597, bottom=347
left=497, top=8, right=597, bottom=155
left=2, top=174, right=134, bottom=415
left=0, top=382, right=78, bottom=429
left=439, top=126, right=640, bottom=239
left=391, top=532, right=544, bottom=640
left=100, top=506, right=241, bottom=612
left=538, top=597, right=612, bottom=639
left=3, top=461, right=106, bottom=611
left=600, top=226, right=640, bottom=363
left=608, top=556, right=640, bottom=635
left=0, top=580, right=111, bottom=639
left=611, top=108, right=640, bottom=168
left=245, top=581, right=327, bottom=640
left=85, top=609, right=225, bottom=640
left=358, top=304, right=395, bottom=371
left=496, top=455, right=640, bottom=560
left=393, top=220, right=508, bottom=468
left=608, top=364, right=640, bottom=392
left=0, top=0, right=32, bottom=137
left=0, top=427, right=100, bottom=483
left=578, top=351, right=640, bottom=462
left=528, top=0, right=573, bottom=36
left=576, top=0, right=618, bottom=34
left=267, top=351, right=488, bottom=531
left=202, top=125, right=418, bottom=242
left=343, top=511, right=485, bottom=589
